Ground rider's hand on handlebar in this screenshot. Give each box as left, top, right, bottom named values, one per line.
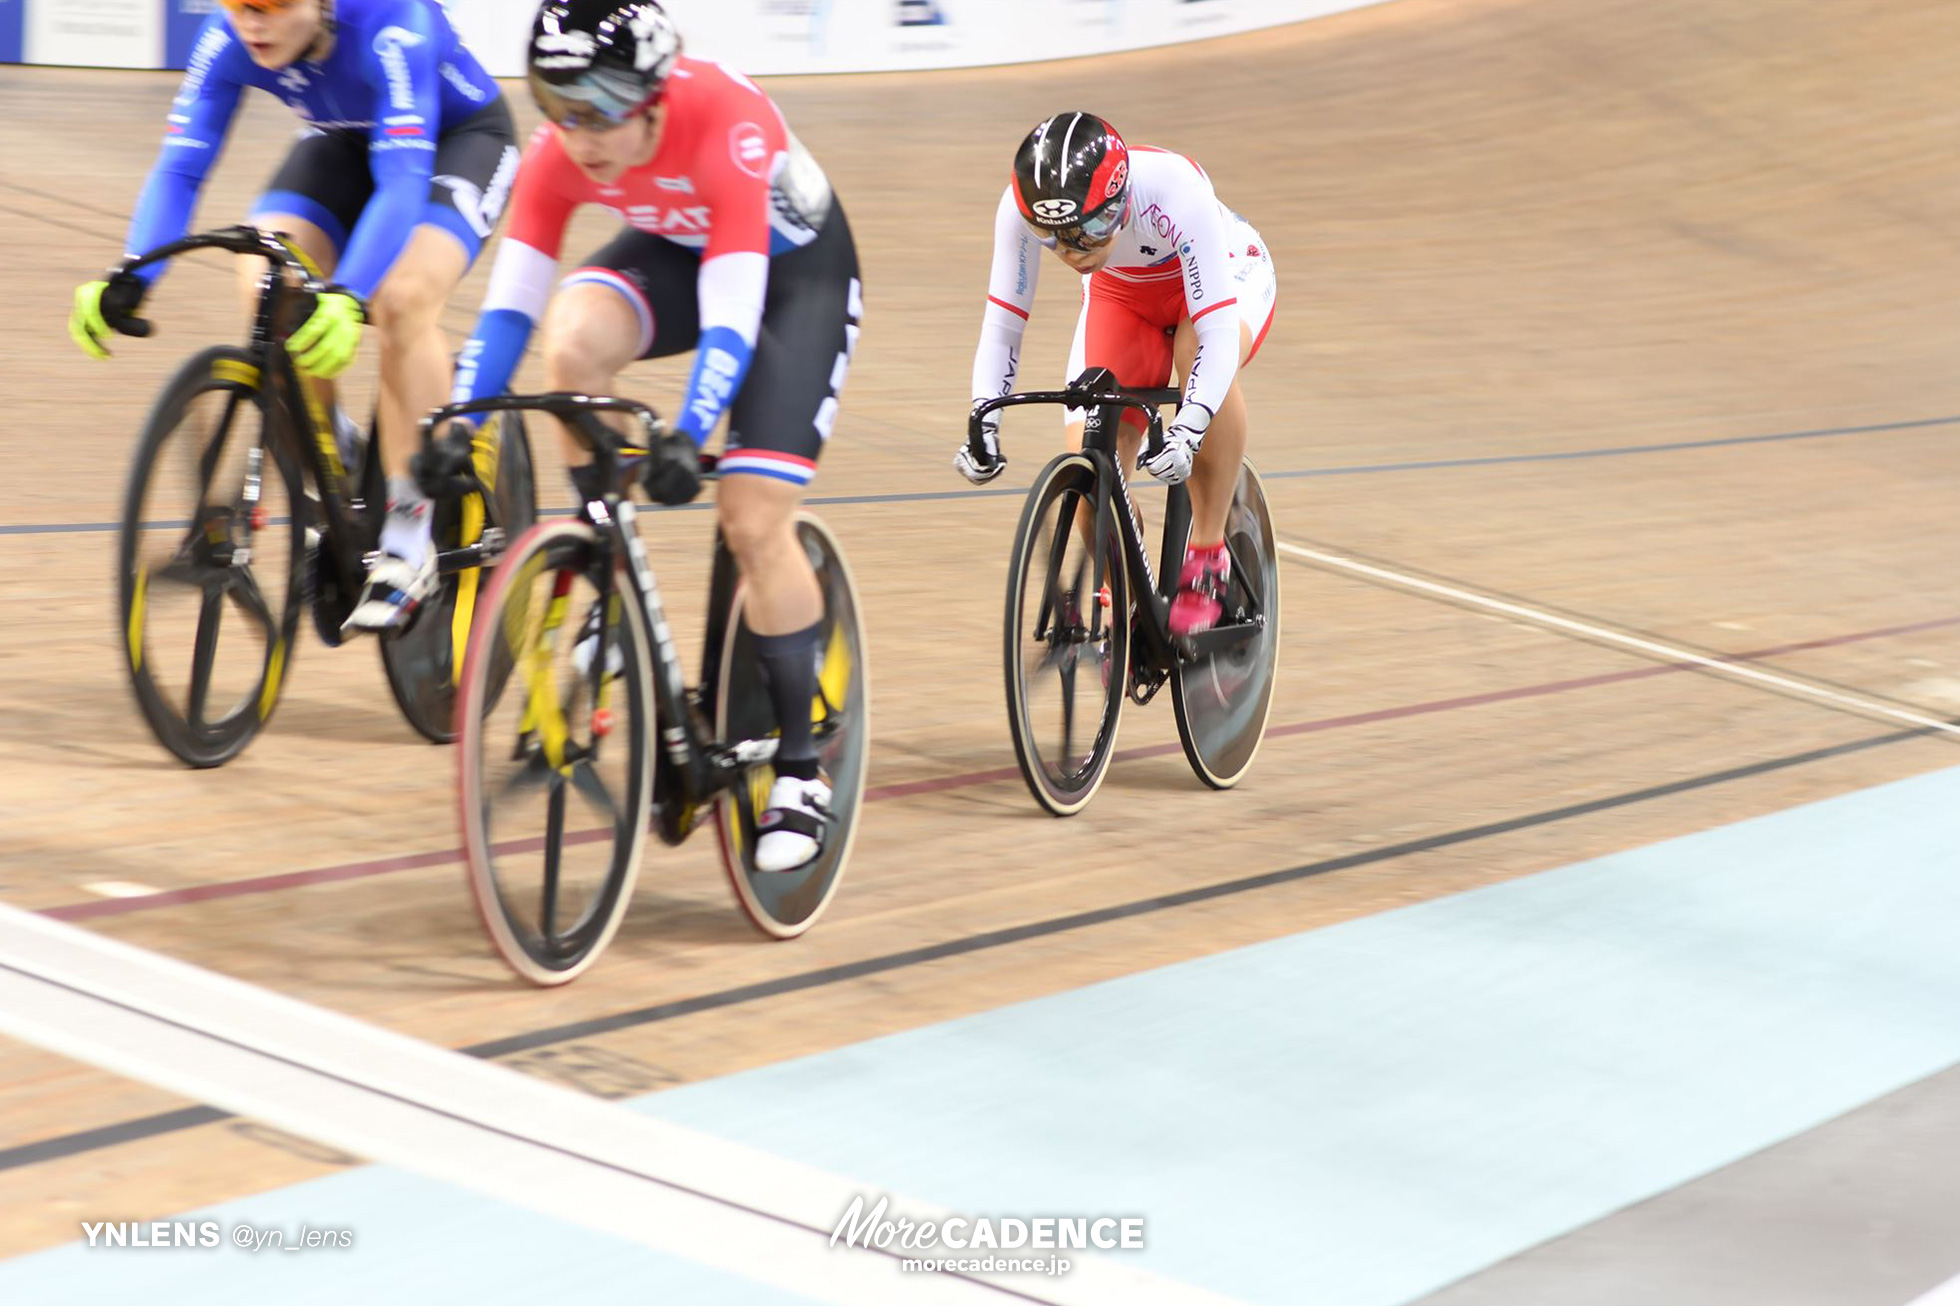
left=412, top=421, right=479, bottom=500
left=642, top=431, right=704, bottom=506
left=288, top=286, right=366, bottom=379
left=956, top=412, right=1006, bottom=485
left=1140, top=402, right=1212, bottom=485
left=69, top=271, right=151, bottom=360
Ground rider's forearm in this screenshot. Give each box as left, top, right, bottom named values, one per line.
left=123, top=168, right=203, bottom=286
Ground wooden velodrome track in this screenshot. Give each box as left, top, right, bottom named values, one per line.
left=2, top=0, right=1957, bottom=1255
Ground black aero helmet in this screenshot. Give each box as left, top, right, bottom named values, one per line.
left=1012, top=111, right=1131, bottom=249
left=528, top=0, right=682, bottom=128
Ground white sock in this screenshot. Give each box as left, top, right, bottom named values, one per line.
left=380, top=476, right=432, bottom=568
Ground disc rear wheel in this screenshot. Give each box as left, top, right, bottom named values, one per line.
left=383, top=411, right=538, bottom=743
left=1171, top=458, right=1280, bottom=789
left=713, top=515, right=870, bottom=938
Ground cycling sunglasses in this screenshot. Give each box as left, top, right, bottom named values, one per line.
left=530, top=73, right=661, bottom=132
left=1031, top=195, right=1130, bottom=252
left=219, top=0, right=305, bottom=12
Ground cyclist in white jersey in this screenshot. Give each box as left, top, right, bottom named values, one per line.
left=960, top=111, right=1277, bottom=636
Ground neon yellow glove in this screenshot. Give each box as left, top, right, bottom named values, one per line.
left=288, top=288, right=366, bottom=379
left=69, top=274, right=150, bottom=360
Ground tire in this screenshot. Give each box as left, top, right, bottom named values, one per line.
left=117, top=345, right=305, bottom=768
left=383, top=410, right=538, bottom=744
left=456, top=518, right=654, bottom=985
left=712, top=514, right=869, bottom=939
left=1002, top=453, right=1130, bottom=816
left=1171, top=458, right=1280, bottom=789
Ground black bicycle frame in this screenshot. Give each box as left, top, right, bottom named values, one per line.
left=120, top=226, right=374, bottom=586
left=971, top=373, right=1266, bottom=668
left=426, top=391, right=732, bottom=806
left=970, top=377, right=1191, bottom=666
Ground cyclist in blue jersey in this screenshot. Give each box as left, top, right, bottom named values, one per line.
left=68, top=0, right=519, bottom=632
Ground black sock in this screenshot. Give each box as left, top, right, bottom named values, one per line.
left=754, top=621, right=822, bottom=780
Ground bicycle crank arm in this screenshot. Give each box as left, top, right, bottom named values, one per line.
left=433, top=529, right=507, bottom=575
left=1177, top=617, right=1265, bottom=662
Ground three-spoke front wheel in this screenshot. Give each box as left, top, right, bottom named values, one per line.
left=1002, top=454, right=1130, bottom=816
left=456, top=520, right=654, bottom=985
left=117, top=345, right=305, bottom=768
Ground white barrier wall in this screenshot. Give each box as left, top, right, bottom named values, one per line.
left=21, top=0, right=161, bottom=69
left=458, top=0, right=1389, bottom=78
left=0, top=0, right=1391, bottom=74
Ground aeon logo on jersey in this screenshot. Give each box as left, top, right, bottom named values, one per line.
left=729, top=123, right=770, bottom=180
left=373, top=25, right=426, bottom=114
left=1136, top=202, right=1181, bottom=248
left=1030, top=198, right=1077, bottom=222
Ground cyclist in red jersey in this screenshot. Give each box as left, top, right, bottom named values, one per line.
left=960, top=112, right=1277, bottom=637
left=438, top=0, right=861, bottom=873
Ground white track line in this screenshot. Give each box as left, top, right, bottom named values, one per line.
left=1275, top=540, right=1960, bottom=738
left=1907, top=1274, right=1960, bottom=1306
left=0, top=903, right=1245, bottom=1306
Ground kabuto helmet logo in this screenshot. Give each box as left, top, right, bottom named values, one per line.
left=1012, top=111, right=1130, bottom=237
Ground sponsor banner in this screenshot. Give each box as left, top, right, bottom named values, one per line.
left=0, top=0, right=23, bottom=65
left=24, top=0, right=159, bottom=67
left=0, top=0, right=22, bottom=65
left=164, top=0, right=216, bottom=70
left=2, top=0, right=1389, bottom=71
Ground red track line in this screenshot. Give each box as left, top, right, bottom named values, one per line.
left=40, top=613, right=1960, bottom=922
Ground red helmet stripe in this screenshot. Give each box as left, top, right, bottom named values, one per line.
left=1085, top=137, right=1130, bottom=214
left=1011, top=171, right=1036, bottom=220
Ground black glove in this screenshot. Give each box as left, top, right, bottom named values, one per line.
left=70, top=270, right=152, bottom=359
left=411, top=422, right=478, bottom=500
left=100, top=271, right=152, bottom=336
left=641, top=432, right=704, bottom=506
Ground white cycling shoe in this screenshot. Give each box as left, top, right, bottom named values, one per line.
left=755, top=773, right=831, bottom=873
